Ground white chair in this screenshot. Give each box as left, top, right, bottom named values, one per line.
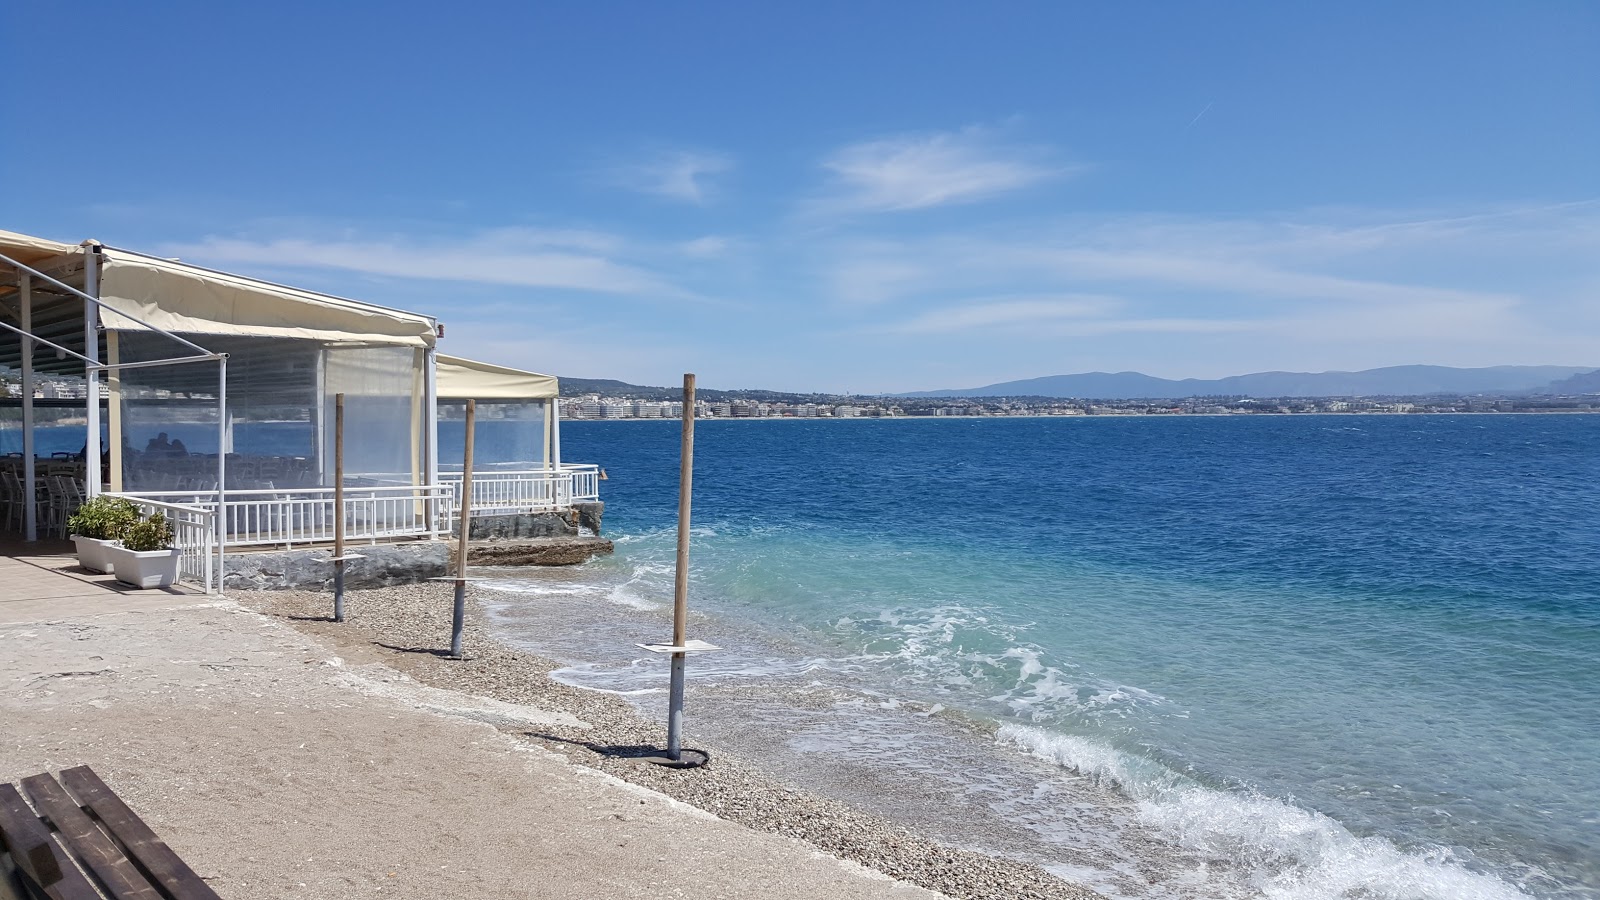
left=47, top=475, right=85, bottom=538
left=3, top=470, right=51, bottom=535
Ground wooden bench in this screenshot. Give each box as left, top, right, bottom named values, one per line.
left=0, top=766, right=221, bottom=900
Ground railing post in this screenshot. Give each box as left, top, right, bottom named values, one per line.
left=204, top=511, right=215, bottom=593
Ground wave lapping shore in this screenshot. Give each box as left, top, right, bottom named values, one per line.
left=510, top=415, right=1599, bottom=900
left=246, top=583, right=1103, bottom=900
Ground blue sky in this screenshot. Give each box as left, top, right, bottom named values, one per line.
left=6, top=2, right=1598, bottom=393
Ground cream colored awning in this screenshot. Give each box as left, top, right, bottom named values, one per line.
left=437, top=354, right=558, bottom=400
left=96, top=247, right=437, bottom=347
left=3, top=230, right=437, bottom=350
left=0, top=229, right=81, bottom=267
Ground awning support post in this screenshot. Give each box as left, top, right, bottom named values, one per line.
left=20, top=273, right=36, bottom=542
left=84, top=246, right=101, bottom=497
left=551, top=398, right=562, bottom=470
left=542, top=399, right=552, bottom=471
left=333, top=393, right=346, bottom=622
left=215, top=354, right=228, bottom=594
left=423, top=347, right=439, bottom=540
left=107, top=331, right=123, bottom=492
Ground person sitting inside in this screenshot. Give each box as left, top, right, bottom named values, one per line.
left=168, top=437, right=188, bottom=456
left=145, top=433, right=172, bottom=454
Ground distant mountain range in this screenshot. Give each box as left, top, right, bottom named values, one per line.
left=1543, top=369, right=1600, bottom=395
left=557, top=376, right=838, bottom=404
left=558, top=365, right=1600, bottom=401
left=901, top=365, right=1600, bottom=400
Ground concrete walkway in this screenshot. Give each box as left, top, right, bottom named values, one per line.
left=0, top=538, right=205, bottom=626
left=0, top=541, right=939, bottom=899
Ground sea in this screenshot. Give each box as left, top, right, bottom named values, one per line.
left=472, top=415, right=1598, bottom=900
left=10, top=413, right=1596, bottom=898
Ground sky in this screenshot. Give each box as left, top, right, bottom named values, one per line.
left=5, top=2, right=1598, bottom=393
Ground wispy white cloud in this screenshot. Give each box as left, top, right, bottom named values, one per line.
left=679, top=235, right=731, bottom=258
left=1017, top=246, right=1519, bottom=308
left=822, top=208, right=1540, bottom=311
left=830, top=256, right=933, bottom=304
left=871, top=294, right=1257, bottom=338
left=437, top=318, right=693, bottom=384
left=809, top=201, right=1600, bottom=381
left=813, top=126, right=1068, bottom=214
left=136, top=196, right=1598, bottom=391
left=611, top=150, right=734, bottom=204
left=164, top=226, right=684, bottom=297
left=879, top=295, right=1119, bottom=333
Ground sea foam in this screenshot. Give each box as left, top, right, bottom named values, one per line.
left=998, top=724, right=1534, bottom=900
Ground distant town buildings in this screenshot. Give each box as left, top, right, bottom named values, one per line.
left=3, top=379, right=106, bottom=400
left=560, top=395, right=908, bottom=420
left=555, top=391, right=1597, bottom=420
left=1, top=371, right=1591, bottom=421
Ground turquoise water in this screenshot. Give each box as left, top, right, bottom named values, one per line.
left=24, top=413, right=1593, bottom=896
left=479, top=415, right=1598, bottom=899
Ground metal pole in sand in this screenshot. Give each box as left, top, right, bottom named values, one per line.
left=333, top=393, right=346, bottom=622
left=667, top=374, right=695, bottom=760
left=451, top=399, right=476, bottom=659
left=639, top=376, right=716, bottom=767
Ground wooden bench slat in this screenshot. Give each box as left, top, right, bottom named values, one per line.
left=0, top=784, right=101, bottom=900
left=0, top=850, right=36, bottom=900
left=55, top=769, right=220, bottom=900
left=20, top=775, right=164, bottom=900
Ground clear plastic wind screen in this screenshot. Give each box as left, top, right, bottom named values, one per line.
left=437, top=400, right=547, bottom=470
left=0, top=347, right=99, bottom=457
left=323, top=344, right=420, bottom=485
left=114, top=332, right=321, bottom=491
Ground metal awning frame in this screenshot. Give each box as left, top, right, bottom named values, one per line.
left=0, top=249, right=229, bottom=581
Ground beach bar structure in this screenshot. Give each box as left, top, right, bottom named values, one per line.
left=0, top=229, right=597, bottom=591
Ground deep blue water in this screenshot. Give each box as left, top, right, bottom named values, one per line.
left=15, top=413, right=1594, bottom=897
left=479, top=415, right=1599, bottom=900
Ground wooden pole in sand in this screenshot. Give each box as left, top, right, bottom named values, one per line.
left=666, top=374, right=695, bottom=760
left=333, top=393, right=346, bottom=622
left=451, top=399, right=476, bottom=659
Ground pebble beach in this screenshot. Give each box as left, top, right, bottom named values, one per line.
left=242, top=582, right=1102, bottom=900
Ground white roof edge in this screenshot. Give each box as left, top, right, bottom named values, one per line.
left=96, top=247, right=437, bottom=348
left=101, top=244, right=438, bottom=327
left=437, top=354, right=559, bottom=399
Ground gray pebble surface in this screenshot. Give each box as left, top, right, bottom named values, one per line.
left=242, top=584, right=1103, bottom=900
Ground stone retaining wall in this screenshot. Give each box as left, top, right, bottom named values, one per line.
left=462, top=502, right=604, bottom=540
left=222, top=530, right=615, bottom=591
left=223, top=541, right=451, bottom=592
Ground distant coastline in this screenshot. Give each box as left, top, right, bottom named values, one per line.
left=563, top=408, right=1600, bottom=422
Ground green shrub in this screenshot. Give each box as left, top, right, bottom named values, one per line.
left=121, top=512, right=175, bottom=552
left=66, top=496, right=142, bottom=541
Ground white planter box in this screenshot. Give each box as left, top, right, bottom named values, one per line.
left=105, top=546, right=183, bottom=589
left=71, top=535, right=120, bottom=574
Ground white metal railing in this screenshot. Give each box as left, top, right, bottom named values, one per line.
left=114, top=495, right=218, bottom=593
left=438, top=464, right=600, bottom=514
left=116, top=484, right=453, bottom=550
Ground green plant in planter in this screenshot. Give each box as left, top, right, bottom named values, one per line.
left=121, top=512, right=175, bottom=552
left=66, top=496, right=143, bottom=541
